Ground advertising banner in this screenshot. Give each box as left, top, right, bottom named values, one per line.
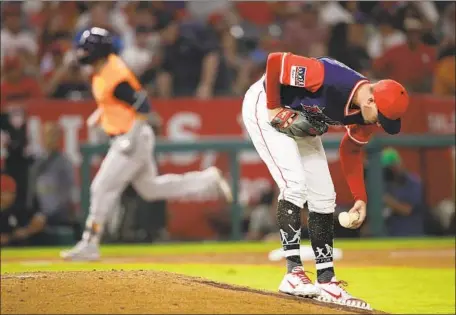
left=2, top=95, right=454, bottom=238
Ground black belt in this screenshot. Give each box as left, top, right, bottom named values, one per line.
left=109, top=132, right=125, bottom=140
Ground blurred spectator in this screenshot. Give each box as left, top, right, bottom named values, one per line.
left=27, top=122, right=77, bottom=228
left=412, top=2, right=439, bottom=29
left=1, top=55, right=43, bottom=105
left=281, top=3, right=328, bottom=57
left=234, top=2, right=276, bottom=26
left=0, top=106, right=33, bottom=213
left=43, top=49, right=90, bottom=100
left=433, top=45, right=455, bottom=97
left=121, top=25, right=161, bottom=86
left=367, top=10, right=406, bottom=59
left=24, top=1, right=79, bottom=37
left=372, top=2, right=409, bottom=30
left=186, top=0, right=232, bottom=23
left=433, top=3, right=455, bottom=97
left=373, top=17, right=436, bottom=93
left=0, top=107, right=44, bottom=247
left=233, top=34, right=281, bottom=95
left=319, top=2, right=354, bottom=26
left=0, top=173, right=16, bottom=210
left=405, top=2, right=439, bottom=46
left=0, top=3, right=38, bottom=67
left=74, top=2, right=127, bottom=53
left=0, top=175, right=49, bottom=246
left=210, top=14, right=242, bottom=93
left=39, top=6, right=75, bottom=59
left=119, top=2, right=162, bottom=54
left=0, top=173, right=17, bottom=246
left=381, top=148, right=425, bottom=237
left=339, top=1, right=370, bottom=23
left=245, top=188, right=276, bottom=240
left=1, top=162, right=75, bottom=247
left=40, top=38, right=72, bottom=77
left=75, top=2, right=128, bottom=37
left=156, top=18, right=226, bottom=98
left=328, top=20, right=371, bottom=76
left=432, top=199, right=456, bottom=236
left=439, top=3, right=455, bottom=49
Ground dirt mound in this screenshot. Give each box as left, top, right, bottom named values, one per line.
left=1, top=270, right=382, bottom=314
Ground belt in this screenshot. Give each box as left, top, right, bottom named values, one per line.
left=109, top=132, right=125, bottom=140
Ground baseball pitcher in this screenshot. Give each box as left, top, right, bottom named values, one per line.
left=61, top=27, right=232, bottom=261
left=242, top=52, right=409, bottom=310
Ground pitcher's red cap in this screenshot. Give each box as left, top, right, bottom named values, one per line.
left=373, top=79, right=409, bottom=135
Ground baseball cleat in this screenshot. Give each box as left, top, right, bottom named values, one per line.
left=208, top=166, right=233, bottom=203
left=314, top=277, right=372, bottom=310
left=278, top=267, right=320, bottom=298
left=60, top=240, right=100, bottom=261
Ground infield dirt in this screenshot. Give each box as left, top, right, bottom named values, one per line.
left=1, top=246, right=453, bottom=314
left=1, top=270, right=382, bottom=314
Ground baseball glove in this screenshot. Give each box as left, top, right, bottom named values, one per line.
left=270, top=108, right=328, bottom=137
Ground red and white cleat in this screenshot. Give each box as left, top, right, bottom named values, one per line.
left=314, top=277, right=372, bottom=310
left=278, top=267, right=320, bottom=298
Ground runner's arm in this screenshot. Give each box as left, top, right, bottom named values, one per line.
left=113, top=81, right=151, bottom=114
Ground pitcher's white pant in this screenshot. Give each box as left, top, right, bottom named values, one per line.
left=89, top=124, right=221, bottom=226
left=241, top=77, right=336, bottom=214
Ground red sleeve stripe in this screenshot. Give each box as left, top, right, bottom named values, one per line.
left=345, top=126, right=369, bottom=145
left=279, top=53, right=289, bottom=84
left=344, top=79, right=369, bottom=116
left=265, top=52, right=282, bottom=109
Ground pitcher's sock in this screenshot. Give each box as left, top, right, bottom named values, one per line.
left=81, top=218, right=102, bottom=244
left=277, top=200, right=303, bottom=273
left=308, top=212, right=335, bottom=282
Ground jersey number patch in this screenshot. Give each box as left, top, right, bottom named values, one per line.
left=290, top=66, right=307, bottom=87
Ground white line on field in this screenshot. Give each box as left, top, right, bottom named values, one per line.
left=20, top=260, right=53, bottom=266
left=390, top=249, right=455, bottom=258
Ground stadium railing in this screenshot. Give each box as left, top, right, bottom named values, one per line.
left=80, top=135, right=455, bottom=240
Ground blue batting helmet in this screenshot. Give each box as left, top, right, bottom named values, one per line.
left=76, top=27, right=115, bottom=64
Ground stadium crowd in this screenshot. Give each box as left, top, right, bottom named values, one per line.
left=0, top=1, right=455, bottom=246
left=1, top=0, right=455, bottom=105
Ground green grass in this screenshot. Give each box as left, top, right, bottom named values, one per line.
left=1, top=237, right=454, bottom=260
left=1, top=237, right=455, bottom=314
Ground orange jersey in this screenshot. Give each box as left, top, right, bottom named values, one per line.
left=91, top=54, right=142, bottom=136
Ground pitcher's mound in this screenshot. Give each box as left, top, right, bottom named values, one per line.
left=1, top=270, right=379, bottom=314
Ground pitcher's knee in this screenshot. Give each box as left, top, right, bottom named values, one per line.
left=280, top=182, right=307, bottom=209
left=307, top=193, right=337, bottom=214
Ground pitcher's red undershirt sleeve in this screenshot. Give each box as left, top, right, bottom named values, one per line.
left=339, top=125, right=378, bottom=203
left=265, top=52, right=324, bottom=109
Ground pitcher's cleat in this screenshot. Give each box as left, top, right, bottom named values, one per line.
left=60, top=241, right=100, bottom=261
left=279, top=266, right=320, bottom=298
left=208, top=166, right=233, bottom=203
left=314, top=277, right=372, bottom=310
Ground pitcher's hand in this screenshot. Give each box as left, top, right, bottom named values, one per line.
left=347, top=200, right=367, bottom=229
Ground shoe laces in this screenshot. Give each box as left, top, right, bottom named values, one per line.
left=294, top=269, right=313, bottom=284
left=330, top=279, right=349, bottom=294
